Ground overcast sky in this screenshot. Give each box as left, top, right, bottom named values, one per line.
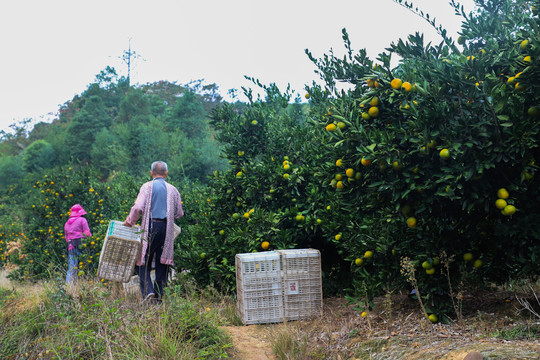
left=0, top=0, right=476, bottom=134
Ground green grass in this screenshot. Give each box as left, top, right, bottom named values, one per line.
left=0, top=276, right=233, bottom=359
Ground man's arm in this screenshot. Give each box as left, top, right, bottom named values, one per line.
left=124, top=185, right=147, bottom=226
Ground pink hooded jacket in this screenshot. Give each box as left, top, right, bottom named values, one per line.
left=64, top=204, right=92, bottom=251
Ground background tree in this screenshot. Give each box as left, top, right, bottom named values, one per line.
left=65, top=95, right=112, bottom=163
left=22, top=139, right=56, bottom=173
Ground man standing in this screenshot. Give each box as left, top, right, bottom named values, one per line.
left=124, top=161, right=184, bottom=301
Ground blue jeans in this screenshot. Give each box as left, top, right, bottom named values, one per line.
left=137, top=221, right=169, bottom=299
left=66, top=248, right=82, bottom=284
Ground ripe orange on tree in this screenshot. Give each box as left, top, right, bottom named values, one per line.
left=502, top=204, right=516, bottom=216
left=368, top=106, right=379, bottom=118
left=473, top=259, right=483, bottom=268
left=326, top=123, right=337, bottom=131
left=361, top=158, right=372, bottom=166
left=495, top=198, right=507, bottom=209
left=261, top=241, right=270, bottom=250
left=497, top=188, right=509, bottom=199
left=440, top=148, right=450, bottom=159
left=406, top=217, right=417, bottom=228
left=391, top=78, right=403, bottom=89
left=402, top=82, right=413, bottom=92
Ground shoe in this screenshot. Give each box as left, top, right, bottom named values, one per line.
left=144, top=292, right=155, bottom=302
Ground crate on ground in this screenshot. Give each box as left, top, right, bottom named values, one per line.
left=97, top=220, right=143, bottom=283
left=236, top=251, right=284, bottom=325
left=277, top=249, right=323, bottom=321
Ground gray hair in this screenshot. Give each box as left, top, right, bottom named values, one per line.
left=151, top=161, right=168, bottom=175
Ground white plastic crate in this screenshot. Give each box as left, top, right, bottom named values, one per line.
left=278, top=249, right=323, bottom=321
left=97, top=221, right=142, bottom=283
left=236, top=252, right=284, bottom=325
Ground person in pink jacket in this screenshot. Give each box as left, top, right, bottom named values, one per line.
left=64, top=204, right=92, bottom=284
left=124, top=161, right=184, bottom=302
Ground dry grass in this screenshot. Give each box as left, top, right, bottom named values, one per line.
left=262, top=291, right=540, bottom=360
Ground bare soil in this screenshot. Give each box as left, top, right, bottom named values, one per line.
left=221, top=325, right=277, bottom=360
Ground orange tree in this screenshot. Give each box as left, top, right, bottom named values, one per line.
left=5, top=165, right=140, bottom=281
left=303, top=0, right=540, bottom=318
left=175, top=83, right=352, bottom=293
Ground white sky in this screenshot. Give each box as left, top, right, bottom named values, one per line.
left=0, top=0, right=476, bottom=134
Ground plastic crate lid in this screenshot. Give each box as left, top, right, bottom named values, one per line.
left=236, top=251, right=280, bottom=261
left=278, top=249, right=320, bottom=258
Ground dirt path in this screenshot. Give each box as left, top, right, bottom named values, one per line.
left=221, top=325, right=277, bottom=360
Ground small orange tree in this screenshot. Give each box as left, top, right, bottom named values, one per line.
left=304, top=0, right=540, bottom=318
left=6, top=166, right=140, bottom=281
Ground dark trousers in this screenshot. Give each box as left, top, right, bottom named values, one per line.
left=137, top=220, right=169, bottom=299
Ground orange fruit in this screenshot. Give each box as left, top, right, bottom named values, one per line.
left=326, top=123, right=337, bottom=131
left=521, top=39, right=529, bottom=50
left=361, top=158, right=372, bottom=166
left=346, top=168, right=355, bottom=178
left=364, top=250, right=373, bottom=259
left=336, top=159, right=343, bottom=167
left=362, top=112, right=370, bottom=120
left=335, top=233, right=342, bottom=241
left=495, top=198, right=507, bottom=210
left=528, top=106, right=540, bottom=117
left=473, top=259, right=483, bottom=268
left=370, top=97, right=380, bottom=106
left=391, top=78, right=403, bottom=89
left=283, top=173, right=290, bottom=180
left=497, top=188, right=509, bottom=199
left=502, top=204, right=516, bottom=216
left=524, top=55, right=532, bottom=62
left=440, top=148, right=450, bottom=159
left=305, top=93, right=310, bottom=99
left=426, top=267, right=436, bottom=275
left=463, top=253, right=474, bottom=262
left=368, top=106, right=379, bottom=118
left=337, top=122, right=346, bottom=129
left=402, top=82, right=413, bottom=92
left=406, top=217, right=417, bottom=228
left=428, top=314, right=438, bottom=323
left=261, top=241, right=270, bottom=250
left=336, top=181, right=344, bottom=189
left=355, top=258, right=363, bottom=266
